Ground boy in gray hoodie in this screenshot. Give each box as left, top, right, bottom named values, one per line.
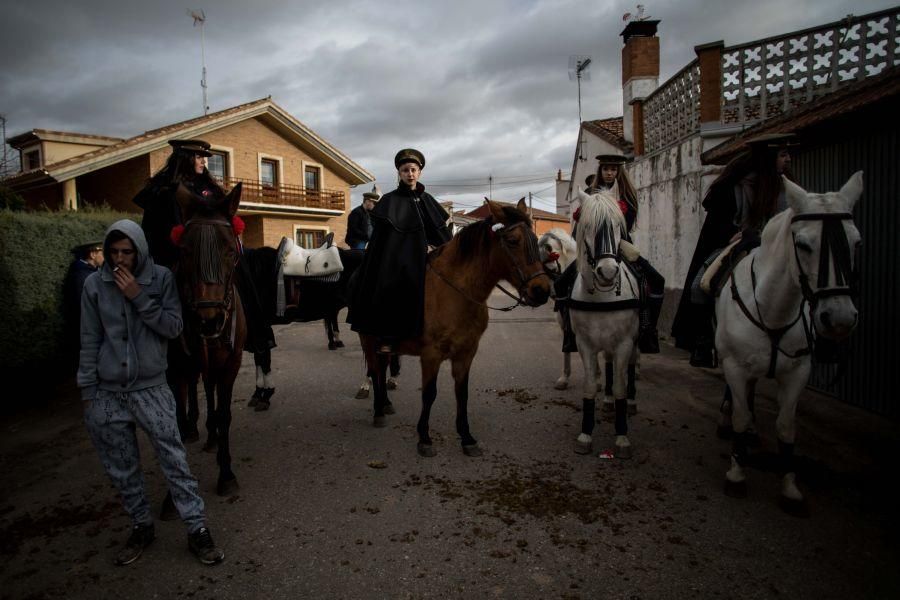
left=78, top=219, right=224, bottom=566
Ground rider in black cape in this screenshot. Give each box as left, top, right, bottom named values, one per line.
left=348, top=148, right=451, bottom=351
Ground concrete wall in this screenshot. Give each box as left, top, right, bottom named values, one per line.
left=628, top=134, right=724, bottom=336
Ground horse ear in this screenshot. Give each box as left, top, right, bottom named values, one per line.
left=325, top=232, right=334, bottom=248
left=782, top=176, right=808, bottom=212
left=224, top=182, right=242, bottom=218
left=516, top=198, right=527, bottom=213
left=485, top=200, right=505, bottom=223
left=838, top=171, right=864, bottom=209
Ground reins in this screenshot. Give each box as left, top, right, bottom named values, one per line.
left=729, top=211, right=855, bottom=378
left=428, top=221, right=545, bottom=311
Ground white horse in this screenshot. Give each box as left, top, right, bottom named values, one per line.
left=717, top=172, right=862, bottom=513
left=538, top=228, right=584, bottom=390
left=568, top=189, right=641, bottom=459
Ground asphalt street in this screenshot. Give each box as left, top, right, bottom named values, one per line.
left=2, top=293, right=899, bottom=599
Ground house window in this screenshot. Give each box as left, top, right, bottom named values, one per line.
left=260, top=159, right=278, bottom=187
left=208, top=152, right=228, bottom=182
left=24, top=150, right=40, bottom=170
left=304, top=166, right=320, bottom=191
left=295, top=229, right=325, bottom=249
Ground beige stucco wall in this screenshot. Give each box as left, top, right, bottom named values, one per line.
left=42, top=141, right=107, bottom=166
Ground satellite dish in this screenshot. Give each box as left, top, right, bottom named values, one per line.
left=568, top=55, right=592, bottom=82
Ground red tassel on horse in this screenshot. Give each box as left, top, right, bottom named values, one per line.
left=232, top=216, right=245, bottom=236
left=170, top=225, right=185, bottom=245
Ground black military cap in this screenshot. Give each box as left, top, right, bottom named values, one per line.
left=71, top=241, right=104, bottom=257
left=394, top=148, right=425, bottom=169
left=596, top=154, right=627, bottom=165
left=169, top=139, right=213, bottom=157
left=362, top=185, right=381, bottom=201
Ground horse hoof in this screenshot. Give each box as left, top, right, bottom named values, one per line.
left=182, top=429, right=200, bottom=444
left=615, top=444, right=633, bottom=460
left=203, top=440, right=218, bottom=453
left=778, top=495, right=810, bottom=518
left=462, top=444, right=482, bottom=457
left=723, top=479, right=748, bottom=498
left=355, top=387, right=370, bottom=400
left=627, top=403, right=637, bottom=417
left=386, top=378, right=398, bottom=391
left=574, top=440, right=592, bottom=455
left=417, top=443, right=437, bottom=458
left=383, top=402, right=396, bottom=415
left=554, top=380, right=568, bottom=390
left=254, top=399, right=271, bottom=412
left=328, top=342, right=338, bottom=351
left=602, top=401, right=615, bottom=414
left=716, top=424, right=733, bottom=440
left=373, top=415, right=387, bottom=428
left=217, top=477, right=239, bottom=497
left=335, top=340, right=345, bottom=348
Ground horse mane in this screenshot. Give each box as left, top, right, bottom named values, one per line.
left=444, top=205, right=533, bottom=264
left=540, top=228, right=577, bottom=267
left=575, top=189, right=626, bottom=273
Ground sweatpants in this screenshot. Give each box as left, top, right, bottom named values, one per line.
left=84, top=384, right=206, bottom=533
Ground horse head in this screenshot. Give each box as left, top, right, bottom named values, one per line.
left=175, top=182, right=242, bottom=338
left=484, top=199, right=551, bottom=306
left=784, top=171, right=862, bottom=340
left=574, top=188, right=626, bottom=292
left=539, top=228, right=576, bottom=278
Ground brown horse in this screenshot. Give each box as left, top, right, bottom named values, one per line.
left=173, top=183, right=246, bottom=495
left=360, top=199, right=551, bottom=457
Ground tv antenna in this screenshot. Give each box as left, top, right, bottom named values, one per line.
left=568, top=55, right=592, bottom=125
left=187, top=9, right=209, bottom=115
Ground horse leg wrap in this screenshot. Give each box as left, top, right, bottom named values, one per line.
left=626, top=364, right=636, bottom=400
left=614, top=398, right=628, bottom=436
left=778, top=440, right=795, bottom=475
left=581, top=399, right=596, bottom=435
left=732, top=431, right=751, bottom=467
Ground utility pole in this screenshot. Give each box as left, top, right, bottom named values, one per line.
left=0, top=114, right=7, bottom=176
left=489, top=174, right=493, bottom=201
left=188, top=9, right=209, bottom=115
left=528, top=192, right=534, bottom=230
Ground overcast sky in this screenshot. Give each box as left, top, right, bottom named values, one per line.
left=1, top=0, right=895, bottom=212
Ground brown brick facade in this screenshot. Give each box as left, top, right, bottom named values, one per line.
left=621, top=36, right=660, bottom=84
left=695, top=42, right=725, bottom=124
left=76, top=155, right=150, bottom=213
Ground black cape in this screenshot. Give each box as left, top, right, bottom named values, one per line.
left=132, top=178, right=275, bottom=354
left=345, top=205, right=372, bottom=247
left=670, top=178, right=740, bottom=350
left=347, top=183, right=450, bottom=340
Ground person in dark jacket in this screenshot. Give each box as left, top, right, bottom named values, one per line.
left=348, top=148, right=451, bottom=353
left=62, top=240, right=104, bottom=365
left=79, top=220, right=224, bottom=566
left=671, top=133, right=796, bottom=367
left=132, top=139, right=275, bottom=356
left=346, top=185, right=380, bottom=249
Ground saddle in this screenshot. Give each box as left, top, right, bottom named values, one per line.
left=700, top=239, right=742, bottom=297
left=275, top=237, right=344, bottom=317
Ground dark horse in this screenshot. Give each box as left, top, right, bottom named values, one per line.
left=359, top=200, right=552, bottom=456
left=172, top=182, right=246, bottom=495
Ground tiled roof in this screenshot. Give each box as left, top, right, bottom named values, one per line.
left=582, top=117, right=632, bottom=152
left=702, top=66, right=900, bottom=165
left=40, top=97, right=271, bottom=172
left=464, top=201, right=569, bottom=222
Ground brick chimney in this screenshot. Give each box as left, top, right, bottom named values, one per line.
left=620, top=20, right=660, bottom=144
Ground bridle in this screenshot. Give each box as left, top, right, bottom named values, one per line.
left=582, top=221, right=624, bottom=294
left=179, top=217, right=241, bottom=340
left=428, top=220, right=547, bottom=311
left=729, top=211, right=856, bottom=378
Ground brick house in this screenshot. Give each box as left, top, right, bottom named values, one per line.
left=3, top=97, right=373, bottom=248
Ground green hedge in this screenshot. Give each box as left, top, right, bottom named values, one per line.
left=0, top=208, right=140, bottom=384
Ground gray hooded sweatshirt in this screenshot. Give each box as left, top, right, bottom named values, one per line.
left=77, top=219, right=183, bottom=401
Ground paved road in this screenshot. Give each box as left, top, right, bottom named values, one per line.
left=2, top=294, right=899, bottom=599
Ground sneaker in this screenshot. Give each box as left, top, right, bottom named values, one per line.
left=115, top=523, right=155, bottom=566
left=188, top=527, right=225, bottom=565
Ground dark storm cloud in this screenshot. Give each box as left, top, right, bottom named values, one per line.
left=2, top=0, right=896, bottom=210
